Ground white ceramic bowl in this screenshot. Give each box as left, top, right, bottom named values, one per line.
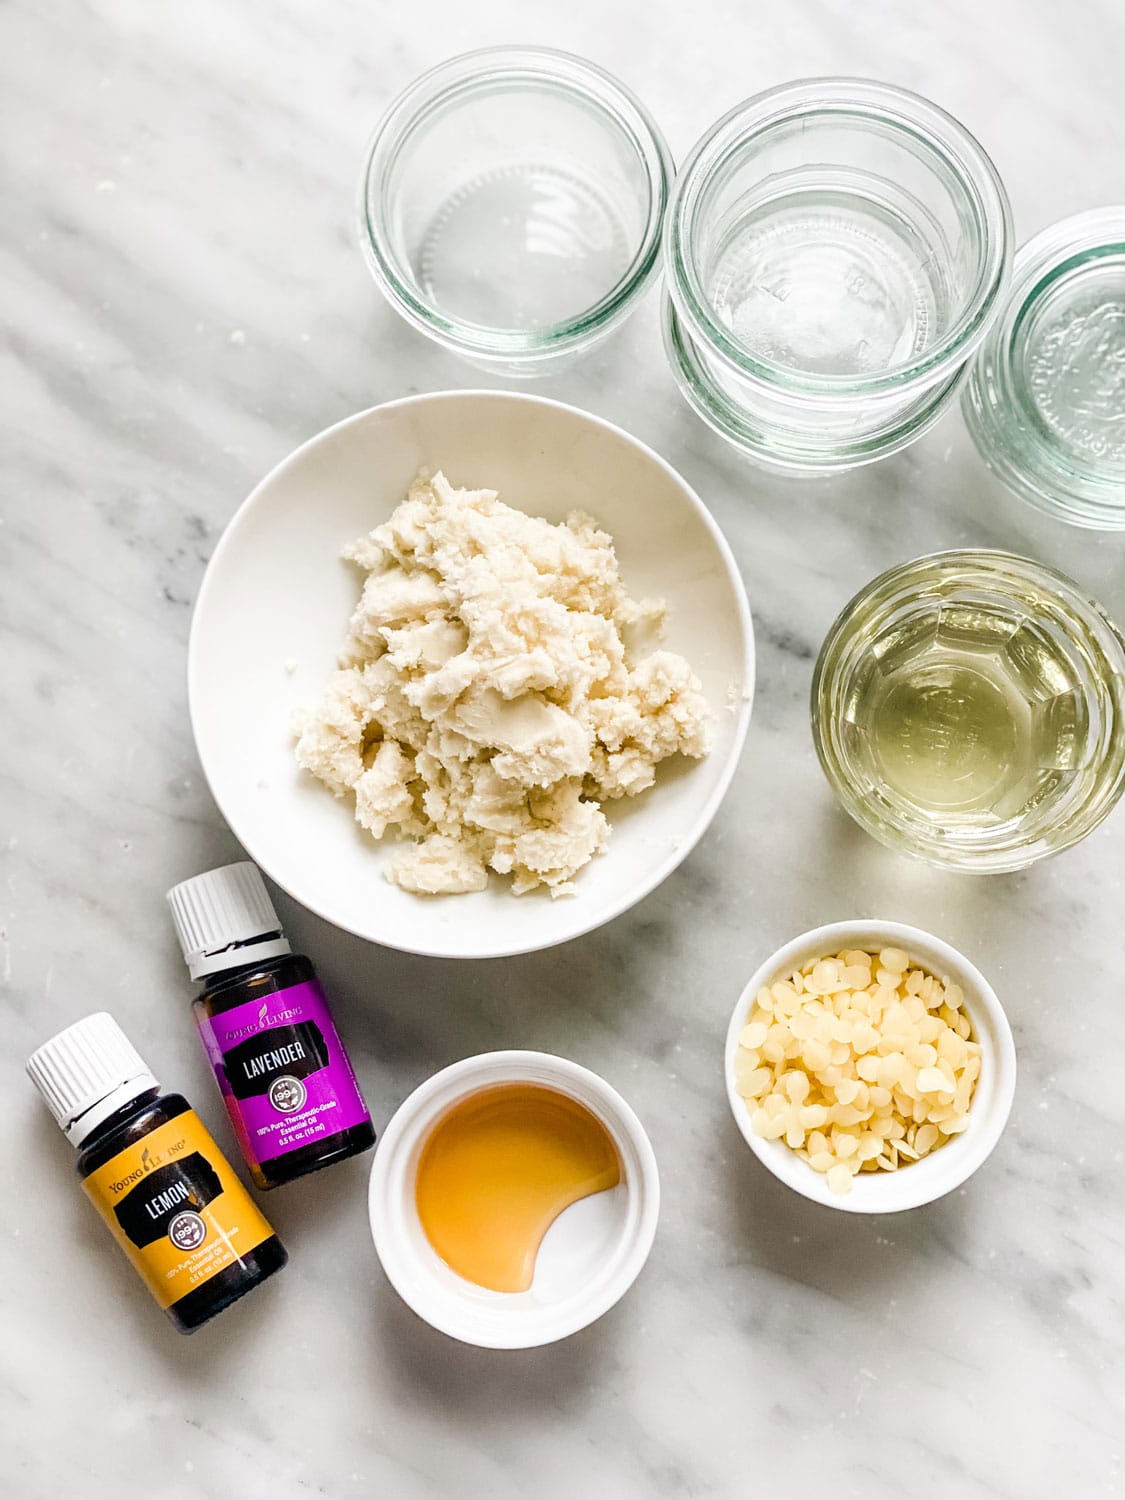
left=368, top=1051, right=660, bottom=1348
left=190, top=391, right=753, bottom=959
left=725, top=920, right=1016, bottom=1213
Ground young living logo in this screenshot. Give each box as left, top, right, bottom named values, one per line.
left=107, top=1143, right=171, bottom=1196
left=222, top=1001, right=303, bottom=1041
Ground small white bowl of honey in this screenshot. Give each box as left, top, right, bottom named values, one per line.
left=368, top=1051, right=660, bottom=1348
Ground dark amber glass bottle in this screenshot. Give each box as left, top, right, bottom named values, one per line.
left=28, top=1012, right=286, bottom=1333
left=168, top=862, right=376, bottom=1190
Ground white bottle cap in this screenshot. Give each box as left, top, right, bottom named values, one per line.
left=27, top=1012, right=160, bottom=1147
left=166, top=861, right=291, bottom=980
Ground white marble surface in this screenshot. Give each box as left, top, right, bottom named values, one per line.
left=5, top=3, right=1125, bottom=1497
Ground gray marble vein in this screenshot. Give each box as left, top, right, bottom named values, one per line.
left=3, top=2, right=1125, bottom=1497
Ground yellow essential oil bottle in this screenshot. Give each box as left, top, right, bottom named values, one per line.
left=27, top=1012, right=287, bottom=1333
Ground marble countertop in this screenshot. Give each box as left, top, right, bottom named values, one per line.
left=5, top=3, right=1125, bottom=1497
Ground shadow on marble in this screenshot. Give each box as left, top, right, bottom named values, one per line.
left=273, top=859, right=713, bottom=1063
left=369, top=1258, right=619, bottom=1413
left=721, top=1110, right=989, bottom=1300
left=23, top=1103, right=296, bottom=1379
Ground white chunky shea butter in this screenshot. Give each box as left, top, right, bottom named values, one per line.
left=293, top=472, right=712, bottom=896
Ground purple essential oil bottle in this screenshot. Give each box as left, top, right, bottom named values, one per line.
left=167, top=862, right=376, bottom=1190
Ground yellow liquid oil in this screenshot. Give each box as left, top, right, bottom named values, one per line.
left=847, top=607, right=1089, bottom=824
left=870, top=653, right=1030, bottom=811
left=414, top=1084, right=621, bottom=1294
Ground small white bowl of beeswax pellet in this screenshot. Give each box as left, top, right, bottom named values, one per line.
left=725, top=920, right=1016, bottom=1213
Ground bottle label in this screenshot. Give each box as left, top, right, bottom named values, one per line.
left=197, top=980, right=372, bottom=1167
left=82, top=1111, right=275, bottom=1309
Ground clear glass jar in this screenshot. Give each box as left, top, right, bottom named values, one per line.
left=811, top=551, right=1125, bottom=871
left=359, top=48, right=672, bottom=376
left=663, top=79, right=1013, bottom=471
left=963, top=207, right=1125, bottom=529
left=662, top=292, right=969, bottom=468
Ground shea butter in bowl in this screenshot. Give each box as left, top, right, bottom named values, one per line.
left=369, top=1051, right=660, bottom=1348
left=725, top=921, right=1015, bottom=1213
left=189, top=391, right=753, bottom=958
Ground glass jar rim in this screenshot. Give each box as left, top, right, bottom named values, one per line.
left=661, top=292, right=967, bottom=471
left=358, top=46, right=673, bottom=360
left=817, top=547, right=1125, bottom=631
left=963, top=205, right=1125, bottom=529
left=811, top=548, right=1125, bottom=870
left=665, top=77, right=1013, bottom=401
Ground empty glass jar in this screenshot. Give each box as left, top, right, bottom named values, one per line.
left=359, top=48, right=672, bottom=375
left=663, top=79, right=1013, bottom=470
left=964, top=207, right=1125, bottom=529
left=812, top=552, right=1125, bottom=871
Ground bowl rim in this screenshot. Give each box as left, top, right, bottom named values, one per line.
left=188, top=389, right=755, bottom=958
left=724, top=919, right=1017, bottom=1213
left=367, top=1049, right=660, bottom=1348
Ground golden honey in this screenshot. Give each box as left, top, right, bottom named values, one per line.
left=415, top=1083, right=621, bottom=1294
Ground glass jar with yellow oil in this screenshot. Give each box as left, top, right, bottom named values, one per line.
left=812, top=551, right=1125, bottom=871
